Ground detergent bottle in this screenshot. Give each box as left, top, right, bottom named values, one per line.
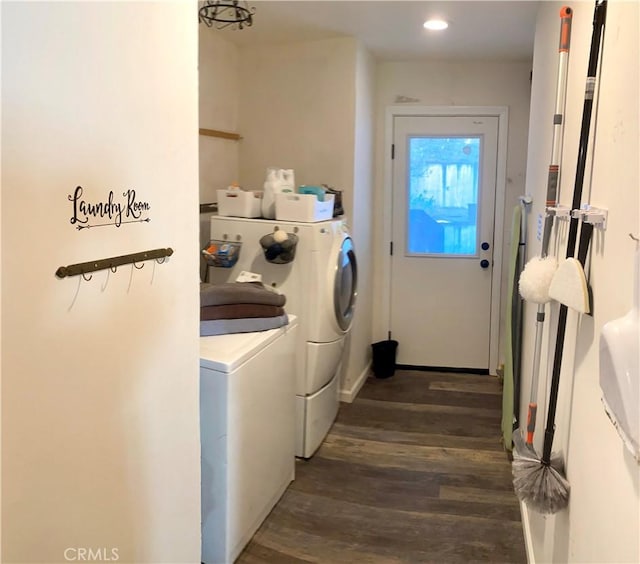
left=261, top=168, right=279, bottom=219
left=261, top=168, right=295, bottom=219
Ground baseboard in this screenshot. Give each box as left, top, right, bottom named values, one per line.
left=339, top=361, right=371, bottom=403
left=396, top=364, right=489, bottom=375
left=520, top=500, right=535, bottom=564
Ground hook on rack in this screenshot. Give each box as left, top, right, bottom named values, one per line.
left=82, top=272, right=93, bottom=282
left=56, top=247, right=173, bottom=279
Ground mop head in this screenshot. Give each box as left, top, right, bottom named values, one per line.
left=512, top=450, right=570, bottom=514
left=519, top=256, right=558, bottom=304
left=548, top=258, right=590, bottom=313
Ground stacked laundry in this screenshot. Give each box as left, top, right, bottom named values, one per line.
left=200, top=282, right=288, bottom=336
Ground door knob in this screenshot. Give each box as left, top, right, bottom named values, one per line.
left=481, top=242, right=490, bottom=251
left=480, top=259, right=490, bottom=269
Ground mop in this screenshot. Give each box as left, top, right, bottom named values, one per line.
left=513, top=0, right=607, bottom=514
left=515, top=6, right=574, bottom=454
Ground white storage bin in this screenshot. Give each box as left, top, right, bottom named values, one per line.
left=217, top=189, right=263, bottom=218
left=275, top=193, right=335, bottom=222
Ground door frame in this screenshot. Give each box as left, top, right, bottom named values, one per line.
left=381, top=105, right=509, bottom=375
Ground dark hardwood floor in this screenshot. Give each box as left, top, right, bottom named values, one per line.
left=237, top=369, right=526, bottom=564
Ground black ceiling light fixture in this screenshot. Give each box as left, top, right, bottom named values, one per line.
left=198, top=0, right=256, bottom=30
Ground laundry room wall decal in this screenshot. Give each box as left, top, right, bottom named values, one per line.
left=68, top=186, right=151, bottom=230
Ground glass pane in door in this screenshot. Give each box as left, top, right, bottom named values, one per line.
left=407, top=136, right=481, bottom=256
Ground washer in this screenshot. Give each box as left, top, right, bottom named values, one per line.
left=208, top=215, right=358, bottom=458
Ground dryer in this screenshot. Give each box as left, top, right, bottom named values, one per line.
left=200, top=317, right=298, bottom=563
left=208, top=215, right=357, bottom=458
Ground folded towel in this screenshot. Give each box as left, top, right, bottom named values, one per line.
left=200, top=314, right=289, bottom=336
left=200, top=304, right=285, bottom=321
left=200, top=282, right=286, bottom=308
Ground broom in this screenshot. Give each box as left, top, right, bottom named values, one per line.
left=513, top=0, right=607, bottom=514
left=516, top=5, right=573, bottom=455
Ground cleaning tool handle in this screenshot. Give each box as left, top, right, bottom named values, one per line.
left=526, top=403, right=538, bottom=446
left=529, top=307, right=545, bottom=396
left=531, top=307, right=546, bottom=396
left=577, top=222, right=594, bottom=266
left=541, top=7, right=574, bottom=255
left=545, top=166, right=560, bottom=211
left=566, top=0, right=607, bottom=258
left=542, top=303, right=569, bottom=463
left=559, top=7, right=573, bottom=52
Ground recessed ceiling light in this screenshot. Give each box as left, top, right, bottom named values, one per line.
left=423, top=19, right=448, bottom=31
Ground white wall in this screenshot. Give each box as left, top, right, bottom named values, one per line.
left=372, top=60, right=532, bottom=368
left=343, top=43, right=376, bottom=396
left=237, top=37, right=357, bottom=196
left=1, top=3, right=201, bottom=563
left=237, top=37, right=375, bottom=392
left=199, top=30, right=240, bottom=203
left=521, top=2, right=640, bottom=562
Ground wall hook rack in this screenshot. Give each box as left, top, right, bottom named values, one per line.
left=547, top=204, right=572, bottom=220
left=572, top=205, right=609, bottom=230
left=56, top=247, right=173, bottom=279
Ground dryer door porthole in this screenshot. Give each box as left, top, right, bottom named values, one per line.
left=334, top=237, right=358, bottom=331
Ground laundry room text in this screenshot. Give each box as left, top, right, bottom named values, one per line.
left=68, top=186, right=151, bottom=230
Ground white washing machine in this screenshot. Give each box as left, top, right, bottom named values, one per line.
left=208, top=215, right=358, bottom=458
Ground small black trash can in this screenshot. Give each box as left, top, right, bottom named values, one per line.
left=371, top=339, right=398, bottom=379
